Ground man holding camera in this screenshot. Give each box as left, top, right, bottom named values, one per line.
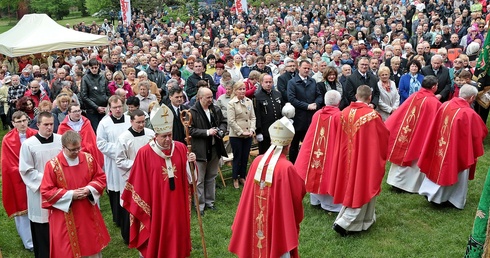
left=189, top=87, right=228, bottom=216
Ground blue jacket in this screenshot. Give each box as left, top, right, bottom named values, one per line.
left=399, top=73, right=424, bottom=104
left=287, top=75, right=323, bottom=132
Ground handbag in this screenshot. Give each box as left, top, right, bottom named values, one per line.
left=476, top=86, right=490, bottom=109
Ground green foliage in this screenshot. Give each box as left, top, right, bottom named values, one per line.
left=76, top=0, right=89, bottom=17
left=85, top=0, right=117, bottom=15
left=30, top=0, right=72, bottom=20
left=0, top=0, right=19, bottom=10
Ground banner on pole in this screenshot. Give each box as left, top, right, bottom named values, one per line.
left=120, top=0, right=131, bottom=26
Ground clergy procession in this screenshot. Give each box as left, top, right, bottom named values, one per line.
left=2, top=0, right=490, bottom=256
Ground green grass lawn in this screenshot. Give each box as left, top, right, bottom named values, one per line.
left=0, top=125, right=489, bottom=257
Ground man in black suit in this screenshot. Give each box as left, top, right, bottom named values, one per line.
left=287, top=60, right=323, bottom=163
left=277, top=59, right=296, bottom=102
left=340, top=57, right=380, bottom=110
left=420, top=54, right=452, bottom=102
left=164, top=86, right=189, bottom=144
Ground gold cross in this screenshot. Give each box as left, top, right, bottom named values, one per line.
left=438, top=137, right=446, bottom=147
left=402, top=125, right=412, bottom=134
left=313, top=148, right=324, bottom=158
left=161, top=108, right=169, bottom=123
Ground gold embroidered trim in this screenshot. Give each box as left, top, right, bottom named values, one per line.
left=51, top=157, right=82, bottom=258
left=125, top=183, right=151, bottom=215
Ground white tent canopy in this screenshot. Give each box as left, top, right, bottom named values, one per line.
left=0, top=13, right=108, bottom=57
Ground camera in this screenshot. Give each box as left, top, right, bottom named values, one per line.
left=214, top=127, right=225, bottom=139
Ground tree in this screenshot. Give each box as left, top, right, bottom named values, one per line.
left=30, top=0, right=71, bottom=20
left=85, top=0, right=117, bottom=15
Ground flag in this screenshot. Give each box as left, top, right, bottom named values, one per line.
left=476, top=29, right=490, bottom=78
left=235, top=0, right=248, bottom=15
left=120, top=0, right=131, bottom=26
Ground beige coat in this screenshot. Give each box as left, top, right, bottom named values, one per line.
left=227, top=96, right=256, bottom=137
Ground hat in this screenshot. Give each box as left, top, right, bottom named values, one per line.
left=150, top=104, right=174, bottom=134
left=281, top=103, right=295, bottom=119
left=4, top=76, right=11, bottom=84
left=253, top=116, right=295, bottom=186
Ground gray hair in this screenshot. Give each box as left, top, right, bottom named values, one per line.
left=324, top=90, right=342, bottom=106
left=137, top=71, right=148, bottom=78
left=459, top=84, right=478, bottom=99
left=431, top=54, right=443, bottom=62
left=166, top=79, right=179, bottom=88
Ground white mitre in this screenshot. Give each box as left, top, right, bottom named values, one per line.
left=150, top=104, right=174, bottom=134
left=254, top=116, right=295, bottom=186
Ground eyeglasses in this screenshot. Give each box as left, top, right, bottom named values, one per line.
left=479, top=26, right=485, bottom=28
left=63, top=145, right=81, bottom=153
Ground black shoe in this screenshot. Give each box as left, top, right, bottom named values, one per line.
left=333, top=223, right=348, bottom=237
left=199, top=210, right=204, bottom=216
left=207, top=206, right=217, bottom=211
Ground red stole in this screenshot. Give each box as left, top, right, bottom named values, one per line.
left=329, top=102, right=389, bottom=208
left=385, top=89, right=441, bottom=166
left=41, top=152, right=109, bottom=258
left=57, top=116, right=104, bottom=167
left=295, top=106, right=340, bottom=194
left=1, top=128, right=37, bottom=217
left=122, top=141, right=191, bottom=258
left=229, top=154, right=305, bottom=258
left=418, top=98, right=488, bottom=186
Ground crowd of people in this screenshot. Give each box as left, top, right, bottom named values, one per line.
left=1, top=0, right=490, bottom=256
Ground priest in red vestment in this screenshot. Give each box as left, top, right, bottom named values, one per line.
left=40, top=131, right=110, bottom=258
left=329, top=85, right=389, bottom=236
left=418, top=85, right=488, bottom=209
left=121, top=104, right=197, bottom=258
left=295, top=90, right=342, bottom=212
left=385, top=76, right=442, bottom=193
left=1, top=111, right=36, bottom=251
left=57, top=103, right=104, bottom=167
left=229, top=116, right=306, bottom=258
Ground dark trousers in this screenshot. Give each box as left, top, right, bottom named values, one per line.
left=230, top=137, right=252, bottom=179
left=288, top=130, right=307, bottom=164
left=30, top=221, right=49, bottom=258
left=121, top=208, right=130, bottom=245
left=108, top=190, right=122, bottom=227
left=86, top=111, right=106, bottom=133
left=258, top=135, right=272, bottom=155
left=475, top=102, right=489, bottom=124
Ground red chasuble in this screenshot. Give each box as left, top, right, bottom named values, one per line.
left=418, top=98, right=488, bottom=186
left=121, top=141, right=191, bottom=258
left=385, top=88, right=441, bottom=166
left=41, top=152, right=110, bottom=258
left=1, top=128, right=37, bottom=217
left=57, top=116, right=104, bottom=167
left=329, top=102, right=389, bottom=208
left=294, top=106, right=341, bottom=194
left=229, top=154, right=306, bottom=258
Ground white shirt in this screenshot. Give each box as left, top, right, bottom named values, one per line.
left=19, top=134, right=62, bottom=223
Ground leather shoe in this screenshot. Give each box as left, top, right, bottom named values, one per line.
left=199, top=210, right=204, bottom=216
left=207, top=206, right=217, bottom=211
left=233, top=179, right=239, bottom=189
left=333, top=223, right=348, bottom=237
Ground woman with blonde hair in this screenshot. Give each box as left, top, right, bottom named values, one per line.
left=227, top=80, right=256, bottom=189
left=108, top=71, right=133, bottom=98
left=52, top=93, right=71, bottom=132
left=376, top=66, right=400, bottom=121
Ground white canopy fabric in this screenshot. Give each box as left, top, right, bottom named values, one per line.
left=0, top=13, right=108, bottom=57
